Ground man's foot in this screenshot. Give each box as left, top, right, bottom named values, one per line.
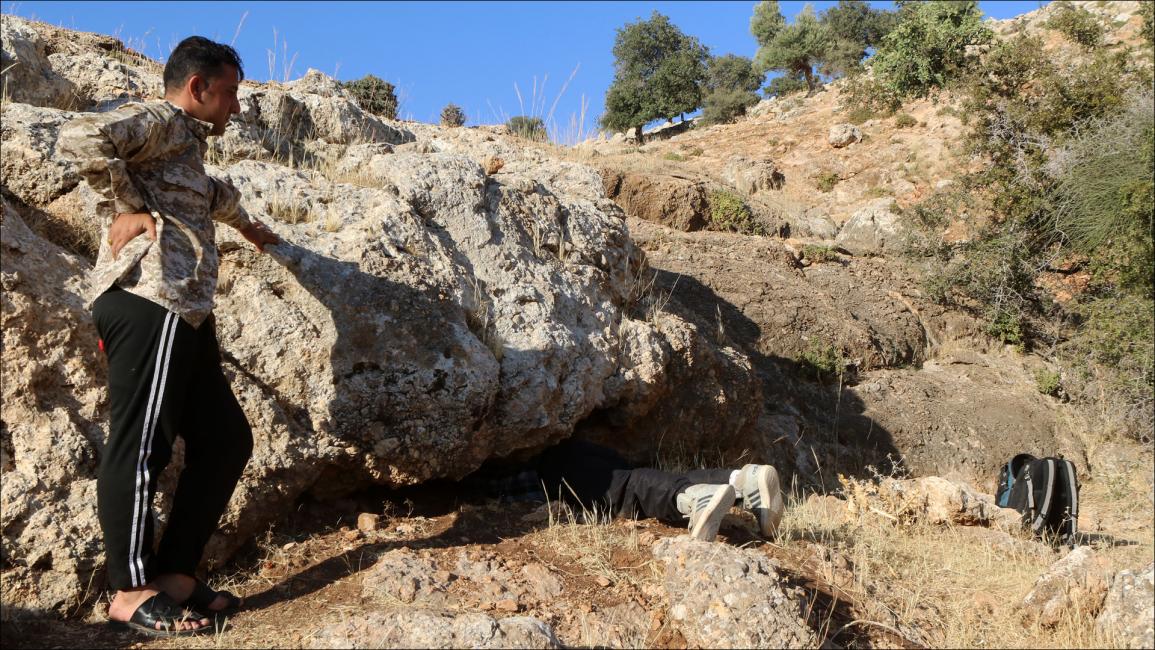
left=155, top=573, right=242, bottom=614
left=108, top=588, right=211, bottom=637
left=735, top=464, right=785, bottom=537
left=676, top=484, right=736, bottom=542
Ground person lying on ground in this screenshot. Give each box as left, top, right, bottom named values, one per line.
left=474, top=438, right=785, bottom=542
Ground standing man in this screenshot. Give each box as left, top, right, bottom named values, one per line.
left=58, top=36, right=279, bottom=637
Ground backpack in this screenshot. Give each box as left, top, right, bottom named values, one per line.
left=996, top=453, right=1080, bottom=543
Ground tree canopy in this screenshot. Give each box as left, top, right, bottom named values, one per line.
left=600, top=11, right=709, bottom=134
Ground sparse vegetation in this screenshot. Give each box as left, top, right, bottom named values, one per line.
left=815, top=170, right=840, bottom=192
left=1045, top=2, right=1105, bottom=49
left=893, top=112, right=917, bottom=128
left=507, top=115, right=547, bottom=141
left=662, top=152, right=685, bottom=162
left=844, top=105, right=875, bottom=124
left=799, top=339, right=846, bottom=382
left=707, top=189, right=766, bottom=235
left=802, top=244, right=839, bottom=263
left=341, top=74, right=398, bottom=119
left=439, top=103, right=466, bottom=127
left=1035, top=368, right=1062, bottom=396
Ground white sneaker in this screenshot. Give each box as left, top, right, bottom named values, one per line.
left=676, top=484, right=736, bottom=542
left=735, top=464, right=784, bottom=537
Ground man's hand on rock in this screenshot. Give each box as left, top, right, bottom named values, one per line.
left=108, top=212, right=156, bottom=259
left=239, top=219, right=280, bottom=253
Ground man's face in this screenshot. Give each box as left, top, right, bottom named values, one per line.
left=189, top=64, right=241, bottom=136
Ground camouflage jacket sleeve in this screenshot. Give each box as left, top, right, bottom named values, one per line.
left=209, top=176, right=253, bottom=230
left=56, top=107, right=163, bottom=215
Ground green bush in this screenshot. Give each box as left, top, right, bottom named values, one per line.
left=870, top=0, right=992, bottom=99
left=802, top=244, right=839, bottom=263
left=701, top=88, right=760, bottom=125
left=507, top=115, right=547, bottom=141
left=764, top=73, right=809, bottom=98
left=839, top=73, right=903, bottom=116
left=440, top=103, right=466, bottom=127
left=815, top=170, right=840, bottom=192
left=1142, top=2, right=1154, bottom=45
left=707, top=189, right=767, bottom=235
left=1045, top=2, right=1104, bottom=49
left=844, top=105, right=875, bottom=125
left=1050, top=92, right=1154, bottom=295
left=799, top=339, right=847, bottom=383
left=894, top=112, right=918, bottom=128
left=663, top=152, right=686, bottom=162
left=1034, top=369, right=1062, bottom=397
left=342, top=74, right=398, bottom=119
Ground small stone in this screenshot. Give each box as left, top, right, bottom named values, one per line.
left=483, top=155, right=505, bottom=175
left=596, top=576, right=612, bottom=587
left=357, top=512, right=380, bottom=532
left=496, top=598, right=520, bottom=612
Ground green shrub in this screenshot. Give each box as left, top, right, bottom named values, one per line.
left=1034, top=369, right=1062, bottom=397
left=701, top=88, right=759, bottom=125
left=799, top=339, right=847, bottom=383
left=840, top=73, right=903, bottom=115
left=844, top=105, right=876, bottom=125
left=815, top=170, right=840, bottom=192
left=894, top=112, right=917, bottom=128
left=707, top=189, right=766, bottom=235
left=440, top=103, right=466, bottom=127
left=663, top=152, right=686, bottom=162
left=342, top=74, right=398, bottom=119
left=1045, top=2, right=1104, bottom=49
left=1063, top=293, right=1154, bottom=442
left=870, top=0, right=992, bottom=99
left=1142, top=2, right=1154, bottom=45
left=507, top=115, right=547, bottom=141
left=1050, top=92, right=1154, bottom=295
left=802, top=244, right=839, bottom=263
left=764, top=73, right=809, bottom=98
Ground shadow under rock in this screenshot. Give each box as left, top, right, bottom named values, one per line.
left=621, top=267, right=904, bottom=490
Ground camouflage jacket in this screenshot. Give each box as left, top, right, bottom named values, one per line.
left=57, top=100, right=251, bottom=328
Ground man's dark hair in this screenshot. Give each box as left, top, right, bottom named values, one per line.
left=164, top=36, right=244, bottom=92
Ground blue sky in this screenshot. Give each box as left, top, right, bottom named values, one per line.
left=7, top=1, right=1046, bottom=141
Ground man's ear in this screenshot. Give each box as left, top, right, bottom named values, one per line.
left=187, top=73, right=205, bottom=101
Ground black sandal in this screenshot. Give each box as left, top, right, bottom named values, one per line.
left=108, top=592, right=211, bottom=637
left=183, top=579, right=244, bottom=615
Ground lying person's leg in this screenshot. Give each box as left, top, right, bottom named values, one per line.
left=686, top=465, right=785, bottom=537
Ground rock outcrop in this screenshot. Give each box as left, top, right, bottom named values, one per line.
left=1096, top=563, right=1155, bottom=648
left=0, top=15, right=764, bottom=616
left=652, top=537, right=817, bottom=648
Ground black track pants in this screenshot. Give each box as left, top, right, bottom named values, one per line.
left=536, top=439, right=732, bottom=524
left=92, top=286, right=252, bottom=591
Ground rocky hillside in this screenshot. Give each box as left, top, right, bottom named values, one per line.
left=1, top=3, right=1152, bottom=648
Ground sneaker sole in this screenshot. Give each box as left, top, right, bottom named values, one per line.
left=688, top=485, right=735, bottom=542
left=745, top=465, right=784, bottom=537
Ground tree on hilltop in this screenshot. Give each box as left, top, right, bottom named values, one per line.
left=751, top=2, right=831, bottom=95
left=700, top=54, right=764, bottom=125
left=869, top=0, right=991, bottom=98
left=818, top=0, right=898, bottom=77
left=600, top=11, right=709, bottom=137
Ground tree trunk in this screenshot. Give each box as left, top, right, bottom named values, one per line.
left=803, top=66, right=816, bottom=97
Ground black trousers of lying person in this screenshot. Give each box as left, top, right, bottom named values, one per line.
left=534, top=439, right=733, bottom=524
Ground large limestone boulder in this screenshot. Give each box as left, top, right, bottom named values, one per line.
left=0, top=15, right=79, bottom=109
left=652, top=537, right=817, bottom=648
left=1021, top=546, right=1110, bottom=627
left=309, top=610, right=561, bottom=649
left=828, top=123, right=862, bottom=148
left=1096, top=563, right=1155, bottom=648
left=720, top=155, right=784, bottom=195
left=1, top=53, right=764, bottom=617
left=835, top=198, right=907, bottom=256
